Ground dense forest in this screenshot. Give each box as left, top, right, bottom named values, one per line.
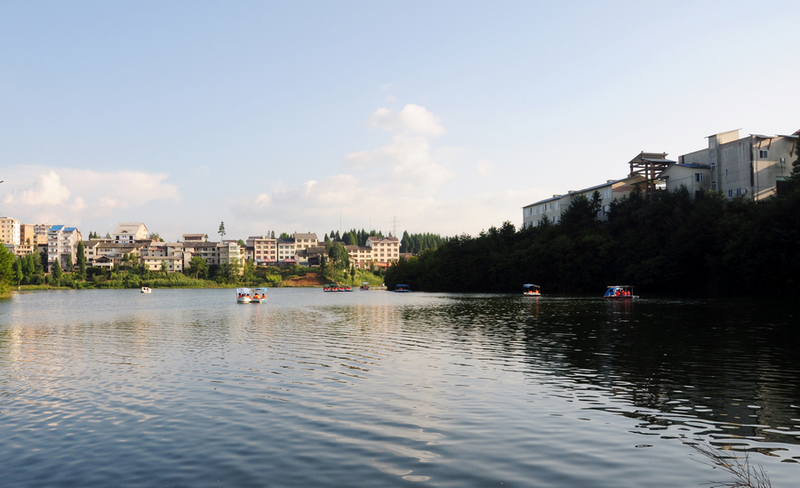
left=385, top=170, right=800, bottom=297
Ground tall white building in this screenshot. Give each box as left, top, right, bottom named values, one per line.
left=0, top=217, right=21, bottom=245
left=47, top=225, right=82, bottom=271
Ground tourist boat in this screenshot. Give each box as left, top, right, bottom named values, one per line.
left=522, top=284, right=541, bottom=296
left=359, top=282, right=370, bottom=290
left=324, top=284, right=352, bottom=292
left=237, top=287, right=267, bottom=303
left=251, top=287, right=268, bottom=303
left=394, top=284, right=410, bottom=292
left=604, top=285, right=636, bottom=299
left=141, top=287, right=151, bottom=294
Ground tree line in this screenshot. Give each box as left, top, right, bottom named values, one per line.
left=385, top=164, right=800, bottom=297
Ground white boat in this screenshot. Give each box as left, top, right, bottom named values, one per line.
left=237, top=287, right=267, bottom=303
left=141, top=287, right=152, bottom=294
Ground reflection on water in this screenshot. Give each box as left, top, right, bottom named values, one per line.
left=1, top=289, right=799, bottom=487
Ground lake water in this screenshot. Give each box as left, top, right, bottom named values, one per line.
left=1, top=288, right=799, bottom=487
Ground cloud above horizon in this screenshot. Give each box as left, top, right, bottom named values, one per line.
left=365, top=104, right=445, bottom=137
left=1, top=167, right=180, bottom=225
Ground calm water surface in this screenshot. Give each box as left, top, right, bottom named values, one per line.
left=1, top=289, right=799, bottom=487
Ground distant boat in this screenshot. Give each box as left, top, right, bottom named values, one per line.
left=394, top=284, right=410, bottom=292
left=323, top=283, right=352, bottom=292
left=360, top=282, right=370, bottom=290
left=237, top=287, right=267, bottom=303
left=141, top=287, right=152, bottom=294
left=604, top=285, right=636, bottom=299
left=522, top=284, right=540, bottom=296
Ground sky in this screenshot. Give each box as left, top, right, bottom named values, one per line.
left=1, top=1, right=798, bottom=242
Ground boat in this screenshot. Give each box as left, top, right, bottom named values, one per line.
left=604, top=285, right=636, bottom=299
left=141, top=287, right=151, bottom=293
left=522, top=284, right=541, bottom=296
left=323, top=283, right=353, bottom=292
left=359, top=282, right=370, bottom=290
left=237, top=287, right=267, bottom=303
left=394, top=284, right=410, bottom=292
left=251, top=287, right=268, bottom=303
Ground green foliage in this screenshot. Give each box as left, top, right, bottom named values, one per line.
left=0, top=245, right=15, bottom=293
left=400, top=231, right=449, bottom=254
left=51, top=257, right=63, bottom=284
left=385, top=189, right=800, bottom=297
left=77, top=241, right=87, bottom=280
left=187, top=256, right=209, bottom=279
left=218, top=221, right=226, bottom=240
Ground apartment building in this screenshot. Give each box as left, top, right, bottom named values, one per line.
left=277, top=238, right=296, bottom=263
left=139, top=243, right=190, bottom=272
left=47, top=225, right=82, bottom=270
left=83, top=240, right=149, bottom=268
left=673, top=129, right=798, bottom=200
left=522, top=174, right=647, bottom=229
left=246, top=236, right=278, bottom=264
left=0, top=217, right=21, bottom=245
left=113, top=223, right=149, bottom=243
left=366, top=236, right=400, bottom=269
left=183, top=240, right=242, bottom=266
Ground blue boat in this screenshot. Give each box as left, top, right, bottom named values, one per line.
left=604, top=285, right=635, bottom=300
left=394, top=284, right=410, bottom=292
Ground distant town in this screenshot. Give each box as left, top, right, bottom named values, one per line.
left=0, top=222, right=403, bottom=274
left=1, top=127, right=797, bottom=276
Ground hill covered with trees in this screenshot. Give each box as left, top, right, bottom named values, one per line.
left=385, top=171, right=800, bottom=297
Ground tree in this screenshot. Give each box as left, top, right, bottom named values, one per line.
left=0, top=245, right=14, bottom=292
left=187, top=256, right=208, bottom=279
left=149, top=232, right=164, bottom=242
left=77, top=241, right=86, bottom=280
left=12, top=256, right=23, bottom=285
left=218, top=222, right=226, bottom=241
left=280, top=232, right=291, bottom=239
left=65, top=253, right=73, bottom=271
left=51, top=257, right=62, bottom=282
left=238, top=239, right=245, bottom=247
left=161, top=260, right=169, bottom=273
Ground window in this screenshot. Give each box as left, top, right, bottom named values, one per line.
left=728, top=189, right=734, bottom=197
left=694, top=173, right=703, bottom=182
left=759, top=149, right=768, bottom=158
left=736, top=188, right=742, bottom=196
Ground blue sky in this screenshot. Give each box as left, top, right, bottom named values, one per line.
left=1, top=1, right=797, bottom=241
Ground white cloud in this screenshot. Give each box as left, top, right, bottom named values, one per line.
left=2, top=171, right=71, bottom=206
left=1, top=166, right=180, bottom=226
left=365, top=104, right=445, bottom=137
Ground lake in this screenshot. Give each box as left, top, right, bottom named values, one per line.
left=1, top=288, right=799, bottom=487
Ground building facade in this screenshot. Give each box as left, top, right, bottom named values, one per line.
left=47, top=225, right=82, bottom=270
left=522, top=174, right=647, bottom=229
left=676, top=129, right=798, bottom=200
left=0, top=217, right=21, bottom=245
left=113, top=223, right=149, bottom=243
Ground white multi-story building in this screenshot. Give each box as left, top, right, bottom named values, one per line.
left=522, top=174, right=648, bottom=229
left=365, top=236, right=400, bottom=269
left=0, top=217, right=21, bottom=245
left=113, top=223, right=149, bottom=244
left=47, top=225, right=82, bottom=271
left=277, top=238, right=296, bottom=263
left=671, top=129, right=798, bottom=200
